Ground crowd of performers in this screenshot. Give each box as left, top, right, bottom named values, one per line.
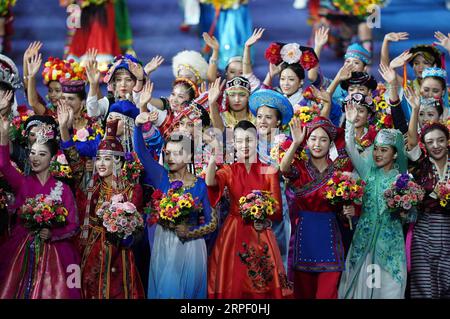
left=0, top=0, right=449, bottom=300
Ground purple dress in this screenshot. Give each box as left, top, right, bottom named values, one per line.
left=0, top=145, right=81, bottom=299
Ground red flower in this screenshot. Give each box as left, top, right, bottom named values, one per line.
left=152, top=189, right=163, bottom=200
left=17, top=105, right=29, bottom=116
left=300, top=50, right=319, bottom=70
left=280, top=139, right=292, bottom=151
left=264, top=43, right=283, bottom=65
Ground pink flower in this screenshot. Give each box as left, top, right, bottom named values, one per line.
left=246, top=193, right=256, bottom=200
left=394, top=195, right=401, bottom=201
left=402, top=195, right=411, bottom=203
left=123, top=202, right=136, bottom=212
left=75, top=128, right=90, bottom=142
left=111, top=194, right=124, bottom=203
left=387, top=199, right=395, bottom=208
left=57, top=153, right=68, bottom=165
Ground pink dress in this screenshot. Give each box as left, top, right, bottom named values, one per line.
left=0, top=145, right=81, bottom=299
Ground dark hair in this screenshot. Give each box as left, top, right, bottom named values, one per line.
left=234, top=120, right=257, bottom=132
left=41, top=139, right=59, bottom=157
left=166, top=132, right=194, bottom=162
left=174, top=81, right=196, bottom=101
left=420, top=123, right=450, bottom=144
left=280, top=63, right=305, bottom=81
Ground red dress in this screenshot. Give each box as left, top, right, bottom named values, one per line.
left=67, top=1, right=120, bottom=62
left=76, top=180, right=145, bottom=299
left=207, top=160, right=293, bottom=299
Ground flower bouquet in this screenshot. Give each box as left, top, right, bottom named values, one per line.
left=95, top=194, right=144, bottom=245
left=144, top=181, right=202, bottom=232
left=270, top=134, right=307, bottom=165
left=19, top=194, right=68, bottom=231
left=435, top=180, right=450, bottom=209
left=72, top=121, right=104, bottom=142
left=291, top=105, right=321, bottom=126
left=384, top=173, right=425, bottom=220
left=324, top=171, right=366, bottom=229
left=49, top=152, right=73, bottom=179
left=239, top=190, right=277, bottom=236
left=9, top=105, right=34, bottom=145
left=119, top=152, right=144, bottom=183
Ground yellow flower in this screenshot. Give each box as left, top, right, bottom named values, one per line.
left=178, top=200, right=188, bottom=208
left=326, top=191, right=334, bottom=199
left=336, top=189, right=344, bottom=197
left=440, top=199, right=448, bottom=207
left=239, top=196, right=247, bottom=205
left=267, top=206, right=274, bottom=215
left=327, top=179, right=333, bottom=186
left=446, top=194, right=450, bottom=200
left=250, top=206, right=259, bottom=215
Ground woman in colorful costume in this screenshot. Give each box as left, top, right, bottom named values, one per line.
left=338, top=102, right=408, bottom=299
left=0, top=120, right=81, bottom=299
left=133, top=112, right=217, bottom=298
left=206, top=120, right=292, bottom=299
left=59, top=103, right=145, bottom=299
left=248, top=89, right=294, bottom=273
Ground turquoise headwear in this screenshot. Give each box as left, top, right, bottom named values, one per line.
left=422, top=67, right=448, bottom=110
left=374, top=129, right=408, bottom=173
left=345, top=43, right=371, bottom=65
left=249, top=89, right=294, bottom=126
left=422, top=67, right=447, bottom=79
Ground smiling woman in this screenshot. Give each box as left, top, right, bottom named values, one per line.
left=0, top=119, right=81, bottom=299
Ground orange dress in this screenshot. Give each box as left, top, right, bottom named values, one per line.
left=207, top=160, right=293, bottom=299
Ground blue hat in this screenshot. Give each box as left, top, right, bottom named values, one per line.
left=249, top=89, right=294, bottom=126
left=422, top=67, right=447, bottom=80
left=104, top=54, right=145, bottom=84
left=345, top=43, right=371, bottom=65
left=109, top=100, right=140, bottom=120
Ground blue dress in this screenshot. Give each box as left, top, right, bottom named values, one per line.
left=133, top=125, right=217, bottom=299
left=258, top=135, right=291, bottom=273
left=200, top=2, right=252, bottom=70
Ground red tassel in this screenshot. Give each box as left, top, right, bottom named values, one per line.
left=441, top=53, right=446, bottom=70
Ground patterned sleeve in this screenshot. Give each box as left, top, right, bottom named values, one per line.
left=185, top=179, right=218, bottom=239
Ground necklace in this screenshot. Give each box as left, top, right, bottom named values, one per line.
left=430, top=155, right=450, bottom=183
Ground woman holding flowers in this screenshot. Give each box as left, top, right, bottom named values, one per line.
left=248, top=89, right=294, bottom=273
left=206, top=120, right=292, bottom=299
left=279, top=115, right=352, bottom=299
left=133, top=112, right=217, bottom=299
left=338, top=102, right=409, bottom=299
left=58, top=103, right=145, bottom=299
left=407, top=120, right=450, bottom=298
left=0, top=117, right=80, bottom=299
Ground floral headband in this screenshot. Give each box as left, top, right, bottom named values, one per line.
left=264, top=42, right=319, bottom=70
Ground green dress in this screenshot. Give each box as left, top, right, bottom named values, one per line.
left=338, top=122, right=407, bottom=299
